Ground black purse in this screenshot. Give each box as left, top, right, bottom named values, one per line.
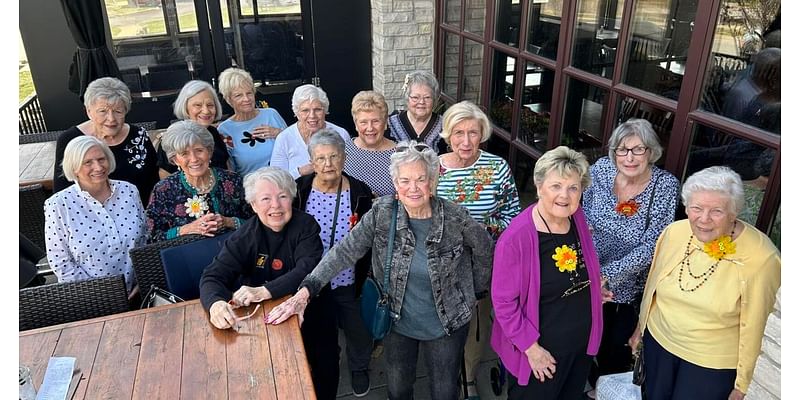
left=359, top=200, right=398, bottom=340
left=632, top=340, right=645, bottom=386
left=140, top=285, right=184, bottom=309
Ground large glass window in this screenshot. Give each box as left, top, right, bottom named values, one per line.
left=495, top=0, right=522, bottom=48
left=105, top=0, right=167, bottom=39
left=442, top=33, right=460, bottom=98
left=489, top=52, right=517, bottom=133
left=176, top=0, right=231, bottom=32
left=513, top=150, right=538, bottom=208
left=526, top=0, right=563, bottom=59
left=445, top=0, right=462, bottom=26
left=616, top=96, right=673, bottom=164
left=240, top=0, right=301, bottom=15
left=561, top=79, right=607, bottom=163
left=571, top=0, right=625, bottom=78
left=519, top=61, right=554, bottom=151
left=462, top=39, right=485, bottom=104
left=464, top=0, right=486, bottom=36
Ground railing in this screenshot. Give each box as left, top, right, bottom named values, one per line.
left=19, top=94, right=47, bottom=135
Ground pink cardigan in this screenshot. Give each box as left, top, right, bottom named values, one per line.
left=490, top=205, right=603, bottom=385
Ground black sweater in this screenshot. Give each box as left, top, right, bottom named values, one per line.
left=199, top=211, right=323, bottom=310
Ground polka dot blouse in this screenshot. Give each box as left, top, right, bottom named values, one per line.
left=306, top=188, right=355, bottom=289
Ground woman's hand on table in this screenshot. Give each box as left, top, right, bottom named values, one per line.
left=524, top=342, right=557, bottom=382
left=266, top=287, right=311, bottom=326
left=209, top=300, right=238, bottom=329
left=231, top=285, right=271, bottom=307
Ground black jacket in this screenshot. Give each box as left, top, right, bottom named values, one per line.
left=294, top=172, right=375, bottom=296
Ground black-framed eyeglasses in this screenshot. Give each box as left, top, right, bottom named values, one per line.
left=396, top=143, right=431, bottom=153
left=614, top=146, right=648, bottom=156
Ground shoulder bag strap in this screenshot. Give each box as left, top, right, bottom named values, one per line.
left=382, top=200, right=399, bottom=290
left=642, top=172, right=663, bottom=234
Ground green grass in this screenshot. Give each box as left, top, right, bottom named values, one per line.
left=19, top=69, right=35, bottom=104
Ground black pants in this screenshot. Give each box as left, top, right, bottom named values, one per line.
left=589, top=302, right=638, bottom=387
left=643, top=329, right=736, bottom=400
left=331, top=284, right=373, bottom=372
left=507, top=349, right=592, bottom=400
left=301, top=286, right=340, bottom=400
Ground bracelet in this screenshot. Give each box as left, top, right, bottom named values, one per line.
left=233, top=217, right=241, bottom=230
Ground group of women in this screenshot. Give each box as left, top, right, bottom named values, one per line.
left=43, top=66, right=780, bottom=400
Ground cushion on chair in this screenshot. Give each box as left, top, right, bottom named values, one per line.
left=159, top=232, right=233, bottom=300
left=130, top=235, right=207, bottom=297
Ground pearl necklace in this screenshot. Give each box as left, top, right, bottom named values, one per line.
left=186, top=172, right=215, bottom=194
left=677, top=221, right=736, bottom=292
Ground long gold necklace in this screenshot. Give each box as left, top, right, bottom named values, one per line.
left=678, top=221, right=736, bottom=292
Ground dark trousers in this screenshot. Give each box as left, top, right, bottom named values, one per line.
left=643, top=329, right=736, bottom=400
left=507, top=349, right=592, bottom=400
left=331, top=284, right=373, bottom=372
left=589, top=302, right=638, bottom=386
left=383, top=323, right=469, bottom=400
left=302, top=286, right=340, bottom=400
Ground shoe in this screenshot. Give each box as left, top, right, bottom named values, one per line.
left=352, top=370, right=370, bottom=397
left=465, top=380, right=481, bottom=400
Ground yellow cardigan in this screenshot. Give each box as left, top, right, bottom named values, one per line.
left=637, top=219, right=780, bottom=393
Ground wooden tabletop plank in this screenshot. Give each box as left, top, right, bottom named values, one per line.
left=179, top=302, right=229, bottom=400
left=225, top=304, right=278, bottom=400
left=84, top=314, right=146, bottom=400
left=19, top=330, right=60, bottom=387
left=264, top=301, right=316, bottom=400
left=51, top=323, right=105, bottom=399
left=132, top=306, right=185, bottom=400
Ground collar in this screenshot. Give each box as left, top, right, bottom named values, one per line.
left=395, top=196, right=444, bottom=243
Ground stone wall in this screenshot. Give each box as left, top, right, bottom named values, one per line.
left=371, top=0, right=435, bottom=112
left=748, top=288, right=781, bottom=399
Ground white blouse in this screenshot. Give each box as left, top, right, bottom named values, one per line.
left=44, top=180, right=147, bottom=292
left=270, top=121, right=350, bottom=179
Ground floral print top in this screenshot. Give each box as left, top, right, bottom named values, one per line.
left=145, top=167, right=253, bottom=242
left=437, top=151, right=521, bottom=239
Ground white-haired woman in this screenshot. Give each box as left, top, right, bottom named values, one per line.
left=217, top=67, right=288, bottom=176
left=437, top=100, right=521, bottom=399
left=199, top=166, right=339, bottom=400
left=145, top=120, right=252, bottom=242
left=156, top=80, right=231, bottom=178
left=45, top=135, right=146, bottom=294
left=271, top=84, right=350, bottom=178
left=581, top=118, right=679, bottom=397
left=267, top=141, right=494, bottom=400
left=344, top=90, right=397, bottom=196
left=388, top=70, right=448, bottom=154
left=629, top=166, right=780, bottom=400
left=53, top=77, right=159, bottom=203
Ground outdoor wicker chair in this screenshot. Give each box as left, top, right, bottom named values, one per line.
left=19, top=184, right=51, bottom=251
left=130, top=235, right=206, bottom=296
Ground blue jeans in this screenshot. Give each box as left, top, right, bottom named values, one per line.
left=383, top=323, right=469, bottom=400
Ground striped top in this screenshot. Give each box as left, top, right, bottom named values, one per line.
left=343, top=138, right=396, bottom=196
left=437, top=151, right=521, bottom=239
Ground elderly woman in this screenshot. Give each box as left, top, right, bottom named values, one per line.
left=293, top=129, right=376, bottom=396
left=53, top=77, right=159, bottom=203
left=217, top=67, right=288, bottom=175
left=343, top=90, right=397, bottom=196
left=267, top=140, right=494, bottom=400
left=145, top=120, right=252, bottom=242
left=156, top=80, right=231, bottom=178
left=271, top=84, right=350, bottom=178
left=628, top=166, right=780, bottom=400
left=437, top=100, right=521, bottom=399
left=581, top=118, right=679, bottom=395
left=45, top=136, right=146, bottom=294
left=491, top=146, right=604, bottom=400
left=199, top=166, right=339, bottom=400
left=388, top=70, right=448, bottom=154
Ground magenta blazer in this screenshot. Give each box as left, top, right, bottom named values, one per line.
left=490, top=204, right=603, bottom=385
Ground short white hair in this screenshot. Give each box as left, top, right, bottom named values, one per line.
left=83, top=77, right=131, bottom=114
left=291, top=84, right=330, bottom=116
left=389, top=140, right=440, bottom=191
left=244, top=167, right=297, bottom=203
left=681, top=166, right=745, bottom=215
left=62, top=135, right=116, bottom=182
left=161, top=120, right=215, bottom=164
left=173, top=80, right=223, bottom=121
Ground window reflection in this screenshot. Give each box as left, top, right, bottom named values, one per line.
left=445, top=0, right=462, bottom=26
left=513, top=150, right=538, bottom=209
left=616, top=96, right=672, bottom=165
left=571, top=0, right=625, bottom=78
left=519, top=62, right=554, bottom=151
left=561, top=79, right=607, bottom=164
left=623, top=0, right=698, bottom=100
left=176, top=0, right=231, bottom=32
left=241, top=0, right=301, bottom=15
left=526, top=0, right=563, bottom=59
left=464, top=0, right=486, bottom=36
left=489, top=52, right=516, bottom=133
left=486, top=134, right=510, bottom=160
left=463, top=39, right=484, bottom=104
left=443, top=33, right=460, bottom=98
left=495, top=0, right=522, bottom=48
left=699, top=1, right=780, bottom=135
left=104, top=0, right=167, bottom=39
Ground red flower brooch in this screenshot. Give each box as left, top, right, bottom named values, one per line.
left=615, top=199, right=639, bottom=217
left=348, top=213, right=359, bottom=230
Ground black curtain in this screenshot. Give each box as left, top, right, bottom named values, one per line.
left=60, top=0, right=121, bottom=99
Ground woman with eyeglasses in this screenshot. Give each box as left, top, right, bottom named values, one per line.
left=343, top=90, right=397, bottom=196
left=491, top=146, right=608, bottom=400
left=387, top=71, right=448, bottom=154
left=581, top=119, right=679, bottom=398
left=267, top=140, right=494, bottom=400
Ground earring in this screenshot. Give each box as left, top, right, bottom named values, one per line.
left=394, top=193, right=399, bottom=200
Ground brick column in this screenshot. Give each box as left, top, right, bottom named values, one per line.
left=748, top=288, right=781, bottom=399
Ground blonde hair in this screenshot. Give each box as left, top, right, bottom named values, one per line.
left=218, top=67, right=255, bottom=101
left=441, top=101, right=492, bottom=145
left=351, top=90, right=389, bottom=121
left=533, top=146, right=591, bottom=190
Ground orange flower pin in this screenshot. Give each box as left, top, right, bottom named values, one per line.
left=615, top=199, right=640, bottom=217
left=552, top=245, right=578, bottom=272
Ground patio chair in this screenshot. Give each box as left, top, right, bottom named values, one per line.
left=19, top=184, right=51, bottom=252
left=130, top=235, right=206, bottom=297
left=19, top=275, right=129, bottom=331
left=18, top=130, right=62, bottom=145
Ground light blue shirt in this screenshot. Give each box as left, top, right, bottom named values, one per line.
left=217, top=108, right=288, bottom=176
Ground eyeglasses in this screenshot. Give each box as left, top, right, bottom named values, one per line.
left=614, top=146, right=648, bottom=156
left=396, top=143, right=431, bottom=153
left=409, top=95, right=434, bottom=104
left=312, top=154, right=342, bottom=165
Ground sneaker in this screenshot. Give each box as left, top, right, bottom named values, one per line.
left=351, top=370, right=370, bottom=397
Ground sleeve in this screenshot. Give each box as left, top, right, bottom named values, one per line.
left=301, top=205, right=378, bottom=296
left=581, top=165, right=598, bottom=218
left=491, top=234, right=539, bottom=352
left=495, top=160, right=521, bottom=233
left=199, top=228, right=254, bottom=310
left=463, top=212, right=494, bottom=296
left=52, top=132, right=74, bottom=192
left=43, top=197, right=83, bottom=282
left=267, top=108, right=288, bottom=129
left=263, top=220, right=324, bottom=298
left=270, top=129, right=293, bottom=176
left=129, top=185, right=149, bottom=247
left=144, top=181, right=177, bottom=243
left=636, top=225, right=672, bottom=332
left=735, top=251, right=781, bottom=393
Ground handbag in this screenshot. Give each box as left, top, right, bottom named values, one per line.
left=140, top=285, right=184, bottom=309
left=360, top=200, right=398, bottom=340
left=632, top=340, right=645, bottom=386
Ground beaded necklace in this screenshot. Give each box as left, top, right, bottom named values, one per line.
left=678, top=221, right=737, bottom=292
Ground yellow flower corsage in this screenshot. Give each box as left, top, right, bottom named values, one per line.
left=259, top=100, right=270, bottom=109
left=552, top=245, right=578, bottom=272
left=185, top=195, right=209, bottom=218
left=703, top=236, right=736, bottom=260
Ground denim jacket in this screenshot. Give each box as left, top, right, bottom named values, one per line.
left=301, top=195, right=494, bottom=334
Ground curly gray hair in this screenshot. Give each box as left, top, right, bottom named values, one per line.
left=681, top=166, right=745, bottom=215
left=291, top=84, right=330, bottom=116
left=83, top=77, right=132, bottom=114
left=389, top=140, right=440, bottom=191
left=173, top=80, right=223, bottom=121
left=244, top=166, right=298, bottom=203
left=161, top=120, right=215, bottom=165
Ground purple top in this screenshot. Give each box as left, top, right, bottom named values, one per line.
left=306, top=188, right=355, bottom=289
left=490, top=204, right=603, bottom=385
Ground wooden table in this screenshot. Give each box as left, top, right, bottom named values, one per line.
left=19, top=140, right=56, bottom=187
left=19, top=299, right=316, bottom=400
